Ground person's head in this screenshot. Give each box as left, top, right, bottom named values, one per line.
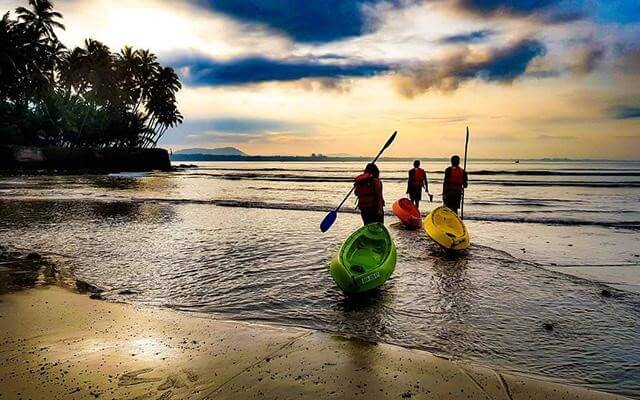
left=364, top=163, right=380, bottom=178
left=451, top=155, right=460, bottom=166
left=413, top=160, right=420, bottom=168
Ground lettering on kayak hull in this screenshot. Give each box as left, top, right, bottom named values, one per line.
left=360, top=271, right=381, bottom=286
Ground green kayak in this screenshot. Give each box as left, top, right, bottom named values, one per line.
left=329, top=223, right=397, bottom=294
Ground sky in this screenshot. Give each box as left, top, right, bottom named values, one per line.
left=3, top=0, right=639, bottom=158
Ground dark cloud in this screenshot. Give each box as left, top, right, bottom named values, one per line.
left=610, top=106, right=640, bottom=120
left=614, top=46, right=640, bottom=75
left=439, top=29, right=495, bottom=44
left=453, top=0, right=556, bottom=14
left=449, top=0, right=586, bottom=23
left=169, top=54, right=392, bottom=86
left=570, top=45, right=605, bottom=75
left=527, top=43, right=606, bottom=77
left=395, top=39, right=546, bottom=97
left=198, top=0, right=414, bottom=43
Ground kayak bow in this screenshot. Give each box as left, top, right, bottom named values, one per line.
left=392, top=198, right=421, bottom=229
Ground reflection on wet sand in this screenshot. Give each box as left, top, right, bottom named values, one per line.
left=0, top=248, right=62, bottom=294
left=336, top=287, right=395, bottom=339
left=0, top=200, right=639, bottom=397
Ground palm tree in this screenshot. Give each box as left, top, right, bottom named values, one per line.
left=15, top=0, right=64, bottom=41
left=142, top=66, right=182, bottom=147
left=2, top=0, right=183, bottom=149
left=0, top=13, right=20, bottom=100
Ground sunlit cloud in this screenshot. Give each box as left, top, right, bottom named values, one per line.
left=1, top=0, right=638, bottom=157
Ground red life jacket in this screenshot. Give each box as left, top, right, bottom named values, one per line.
left=354, top=173, right=379, bottom=210
left=409, top=168, right=426, bottom=187
left=447, top=166, right=465, bottom=192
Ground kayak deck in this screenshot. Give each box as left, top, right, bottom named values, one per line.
left=330, top=223, right=396, bottom=294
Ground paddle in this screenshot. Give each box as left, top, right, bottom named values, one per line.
left=460, top=127, right=470, bottom=220
left=320, top=131, right=397, bottom=232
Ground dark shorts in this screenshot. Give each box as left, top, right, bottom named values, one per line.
left=407, top=182, right=423, bottom=202
left=360, top=209, right=384, bottom=225
left=408, top=189, right=422, bottom=202
left=443, top=192, right=462, bottom=212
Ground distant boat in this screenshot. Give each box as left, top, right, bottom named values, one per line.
left=515, top=160, right=520, bottom=164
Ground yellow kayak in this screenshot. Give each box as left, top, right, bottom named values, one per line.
left=423, top=206, right=470, bottom=251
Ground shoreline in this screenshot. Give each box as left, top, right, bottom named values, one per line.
left=0, top=284, right=630, bottom=400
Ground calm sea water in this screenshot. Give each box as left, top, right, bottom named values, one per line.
left=1, top=160, right=639, bottom=397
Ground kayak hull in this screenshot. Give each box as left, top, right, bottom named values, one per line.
left=423, top=206, right=470, bottom=251
left=330, top=223, right=397, bottom=294
left=392, top=198, right=421, bottom=229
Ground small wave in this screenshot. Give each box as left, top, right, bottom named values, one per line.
left=463, top=214, right=640, bottom=229
left=180, top=172, right=640, bottom=188
left=3, top=195, right=639, bottom=230
left=471, top=170, right=640, bottom=176
left=153, top=198, right=640, bottom=230
left=246, top=186, right=328, bottom=192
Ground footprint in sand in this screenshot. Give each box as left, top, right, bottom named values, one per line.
left=157, top=390, right=173, bottom=400
left=119, top=368, right=163, bottom=387
left=181, top=368, right=200, bottom=383
left=157, top=374, right=188, bottom=391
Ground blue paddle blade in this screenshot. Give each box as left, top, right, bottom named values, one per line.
left=320, top=211, right=337, bottom=232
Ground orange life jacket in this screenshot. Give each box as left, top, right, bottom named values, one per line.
left=409, top=168, right=426, bottom=187
left=354, top=173, right=379, bottom=210
left=446, top=166, right=465, bottom=192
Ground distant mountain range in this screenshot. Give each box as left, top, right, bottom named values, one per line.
left=173, top=147, right=247, bottom=156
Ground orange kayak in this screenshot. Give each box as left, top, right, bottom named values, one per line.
left=392, top=198, right=421, bottom=229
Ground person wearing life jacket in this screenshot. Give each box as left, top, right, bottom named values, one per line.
left=443, top=155, right=468, bottom=214
left=354, top=163, right=385, bottom=225
left=406, top=160, right=432, bottom=211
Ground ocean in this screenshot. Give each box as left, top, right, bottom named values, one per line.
left=0, top=159, right=639, bottom=397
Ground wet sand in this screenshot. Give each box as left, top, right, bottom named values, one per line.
left=0, top=286, right=628, bottom=400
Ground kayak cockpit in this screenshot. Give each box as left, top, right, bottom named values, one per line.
left=343, top=235, right=389, bottom=275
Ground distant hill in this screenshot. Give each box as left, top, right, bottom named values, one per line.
left=173, top=147, right=247, bottom=156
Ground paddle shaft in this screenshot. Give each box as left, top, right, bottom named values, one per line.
left=334, top=131, right=396, bottom=213
left=460, top=127, right=469, bottom=219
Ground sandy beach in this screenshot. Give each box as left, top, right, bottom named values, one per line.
left=0, top=284, right=629, bottom=400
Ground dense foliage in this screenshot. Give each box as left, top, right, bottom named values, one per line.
left=0, top=0, right=182, bottom=148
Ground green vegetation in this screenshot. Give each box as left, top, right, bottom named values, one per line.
left=0, top=0, right=182, bottom=149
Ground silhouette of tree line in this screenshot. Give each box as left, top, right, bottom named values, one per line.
left=0, top=0, right=183, bottom=148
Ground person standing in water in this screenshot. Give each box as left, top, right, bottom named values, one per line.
left=354, top=163, right=385, bottom=225
left=443, top=155, right=468, bottom=214
left=406, top=160, right=432, bottom=211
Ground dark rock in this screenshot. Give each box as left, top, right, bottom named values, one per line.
left=601, top=289, right=612, bottom=298
left=118, top=289, right=137, bottom=295
left=75, top=280, right=103, bottom=295
left=26, top=252, right=42, bottom=261
left=89, top=293, right=104, bottom=300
